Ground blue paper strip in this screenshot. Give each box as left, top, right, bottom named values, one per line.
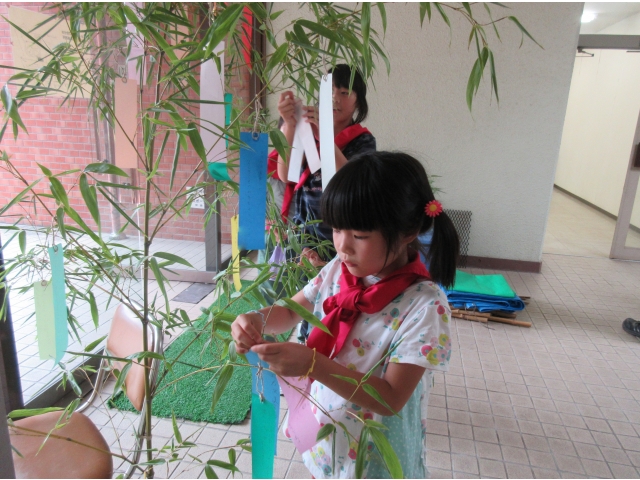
left=239, top=132, right=268, bottom=250
left=49, top=244, right=68, bottom=363
left=246, top=349, right=280, bottom=462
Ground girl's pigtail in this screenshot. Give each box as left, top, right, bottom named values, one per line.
left=426, top=212, right=459, bottom=289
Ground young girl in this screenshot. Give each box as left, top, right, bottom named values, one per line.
left=231, top=151, right=459, bottom=478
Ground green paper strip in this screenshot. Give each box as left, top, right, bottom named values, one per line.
left=225, top=92, right=233, bottom=148
left=33, top=281, right=57, bottom=362
left=49, top=244, right=68, bottom=363
left=208, top=161, right=231, bottom=181
left=251, top=393, right=277, bottom=479
left=452, top=270, right=516, bottom=298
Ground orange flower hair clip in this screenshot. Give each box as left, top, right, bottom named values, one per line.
left=425, top=200, right=443, bottom=218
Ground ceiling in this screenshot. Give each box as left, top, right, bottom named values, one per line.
left=580, top=2, right=640, bottom=34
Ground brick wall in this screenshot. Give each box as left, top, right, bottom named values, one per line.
left=0, top=3, right=249, bottom=245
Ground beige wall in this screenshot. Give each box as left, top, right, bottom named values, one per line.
left=268, top=3, right=583, bottom=263
left=555, top=12, right=640, bottom=230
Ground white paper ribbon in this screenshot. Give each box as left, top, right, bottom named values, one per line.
left=287, top=99, right=321, bottom=182
left=319, top=74, right=336, bottom=190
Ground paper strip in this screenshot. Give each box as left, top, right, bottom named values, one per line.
left=287, top=127, right=304, bottom=183
left=293, top=101, right=321, bottom=174
left=114, top=77, right=138, bottom=169
left=246, top=350, right=280, bottom=464
left=126, top=22, right=145, bottom=85
left=225, top=93, right=233, bottom=148
left=319, top=74, right=336, bottom=191
left=231, top=214, right=242, bottom=292
left=277, top=376, right=321, bottom=454
left=33, top=244, right=68, bottom=364
left=238, top=132, right=268, bottom=250
left=251, top=394, right=277, bottom=479
left=208, top=162, right=231, bottom=181
left=201, top=48, right=226, bottom=165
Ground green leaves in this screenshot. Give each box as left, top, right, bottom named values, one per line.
left=85, top=162, right=129, bottom=177
left=210, top=364, right=234, bottom=413
left=79, top=174, right=100, bottom=232
left=369, top=428, right=403, bottom=478
left=1, top=84, right=28, bottom=140
left=187, top=122, right=207, bottom=165
left=275, top=298, right=331, bottom=335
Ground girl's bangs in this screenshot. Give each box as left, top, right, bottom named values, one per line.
left=322, top=162, right=382, bottom=232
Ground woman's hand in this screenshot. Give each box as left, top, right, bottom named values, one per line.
left=302, top=105, right=319, bottom=139
left=278, top=91, right=298, bottom=129
left=251, top=342, right=316, bottom=377
left=231, top=312, right=265, bottom=354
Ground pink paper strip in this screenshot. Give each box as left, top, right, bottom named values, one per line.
left=114, top=77, right=138, bottom=168
left=277, top=376, right=321, bottom=454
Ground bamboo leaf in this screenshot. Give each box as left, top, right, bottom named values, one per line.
left=88, top=291, right=99, bottom=329
left=369, top=428, right=403, bottom=478
left=269, top=128, right=289, bottom=164
left=508, top=16, right=543, bottom=49
left=7, top=407, right=63, bottom=419
left=489, top=49, right=499, bottom=103
left=265, top=43, right=288, bottom=76
left=331, top=374, right=359, bottom=386
left=210, top=364, right=234, bottom=413
left=153, top=251, right=194, bottom=269
left=149, top=257, right=168, bottom=305
left=204, top=466, right=218, bottom=479
left=355, top=426, right=370, bottom=479
left=172, top=411, right=183, bottom=444
left=435, top=3, right=451, bottom=29
left=18, top=230, right=26, bottom=254
left=84, top=334, right=107, bottom=352
left=419, top=3, right=432, bottom=26
left=56, top=207, right=66, bottom=240
left=362, top=384, right=397, bottom=416
left=296, top=19, right=344, bottom=45
left=49, top=177, right=69, bottom=207
left=85, top=162, right=129, bottom=177
left=462, top=2, right=473, bottom=18
left=169, top=133, right=181, bottom=191
left=377, top=3, right=387, bottom=34
left=79, top=173, right=100, bottom=232
left=187, top=122, right=207, bottom=165
left=316, top=423, right=336, bottom=441
left=275, top=298, right=331, bottom=335
left=361, top=3, right=371, bottom=54
left=206, top=459, right=239, bottom=473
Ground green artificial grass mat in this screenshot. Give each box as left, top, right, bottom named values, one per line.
left=109, top=280, right=288, bottom=424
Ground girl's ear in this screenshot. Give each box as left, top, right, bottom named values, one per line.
left=401, top=231, right=419, bottom=246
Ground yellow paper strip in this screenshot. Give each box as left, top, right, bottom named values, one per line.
left=231, top=214, right=242, bottom=292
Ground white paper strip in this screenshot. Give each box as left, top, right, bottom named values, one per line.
left=289, top=99, right=321, bottom=176
left=288, top=129, right=304, bottom=183
left=319, top=74, right=336, bottom=191
left=201, top=44, right=226, bottom=164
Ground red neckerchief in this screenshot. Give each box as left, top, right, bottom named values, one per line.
left=306, top=253, right=430, bottom=359
left=267, top=124, right=371, bottom=222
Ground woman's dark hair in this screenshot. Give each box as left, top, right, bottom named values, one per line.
left=330, top=64, right=368, bottom=124
left=321, top=151, right=459, bottom=288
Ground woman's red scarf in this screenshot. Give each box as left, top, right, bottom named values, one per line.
left=306, top=254, right=430, bottom=359
left=267, top=123, right=371, bottom=221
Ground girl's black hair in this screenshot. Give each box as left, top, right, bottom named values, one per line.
left=330, top=64, right=368, bottom=124
left=321, top=151, right=459, bottom=288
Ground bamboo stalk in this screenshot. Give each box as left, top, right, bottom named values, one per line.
left=487, top=316, right=531, bottom=328
left=489, top=311, right=517, bottom=319
left=452, top=313, right=488, bottom=323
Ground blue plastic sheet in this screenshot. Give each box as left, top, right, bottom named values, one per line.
left=239, top=132, right=268, bottom=250
left=444, top=290, right=526, bottom=313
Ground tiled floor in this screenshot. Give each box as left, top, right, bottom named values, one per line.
left=31, top=189, right=640, bottom=478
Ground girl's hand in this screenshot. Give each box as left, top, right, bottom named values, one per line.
left=278, top=91, right=298, bottom=128
left=251, top=342, right=315, bottom=377
left=231, top=312, right=265, bottom=354
left=302, top=105, right=319, bottom=139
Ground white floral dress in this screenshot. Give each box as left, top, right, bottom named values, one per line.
left=285, top=257, right=452, bottom=479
